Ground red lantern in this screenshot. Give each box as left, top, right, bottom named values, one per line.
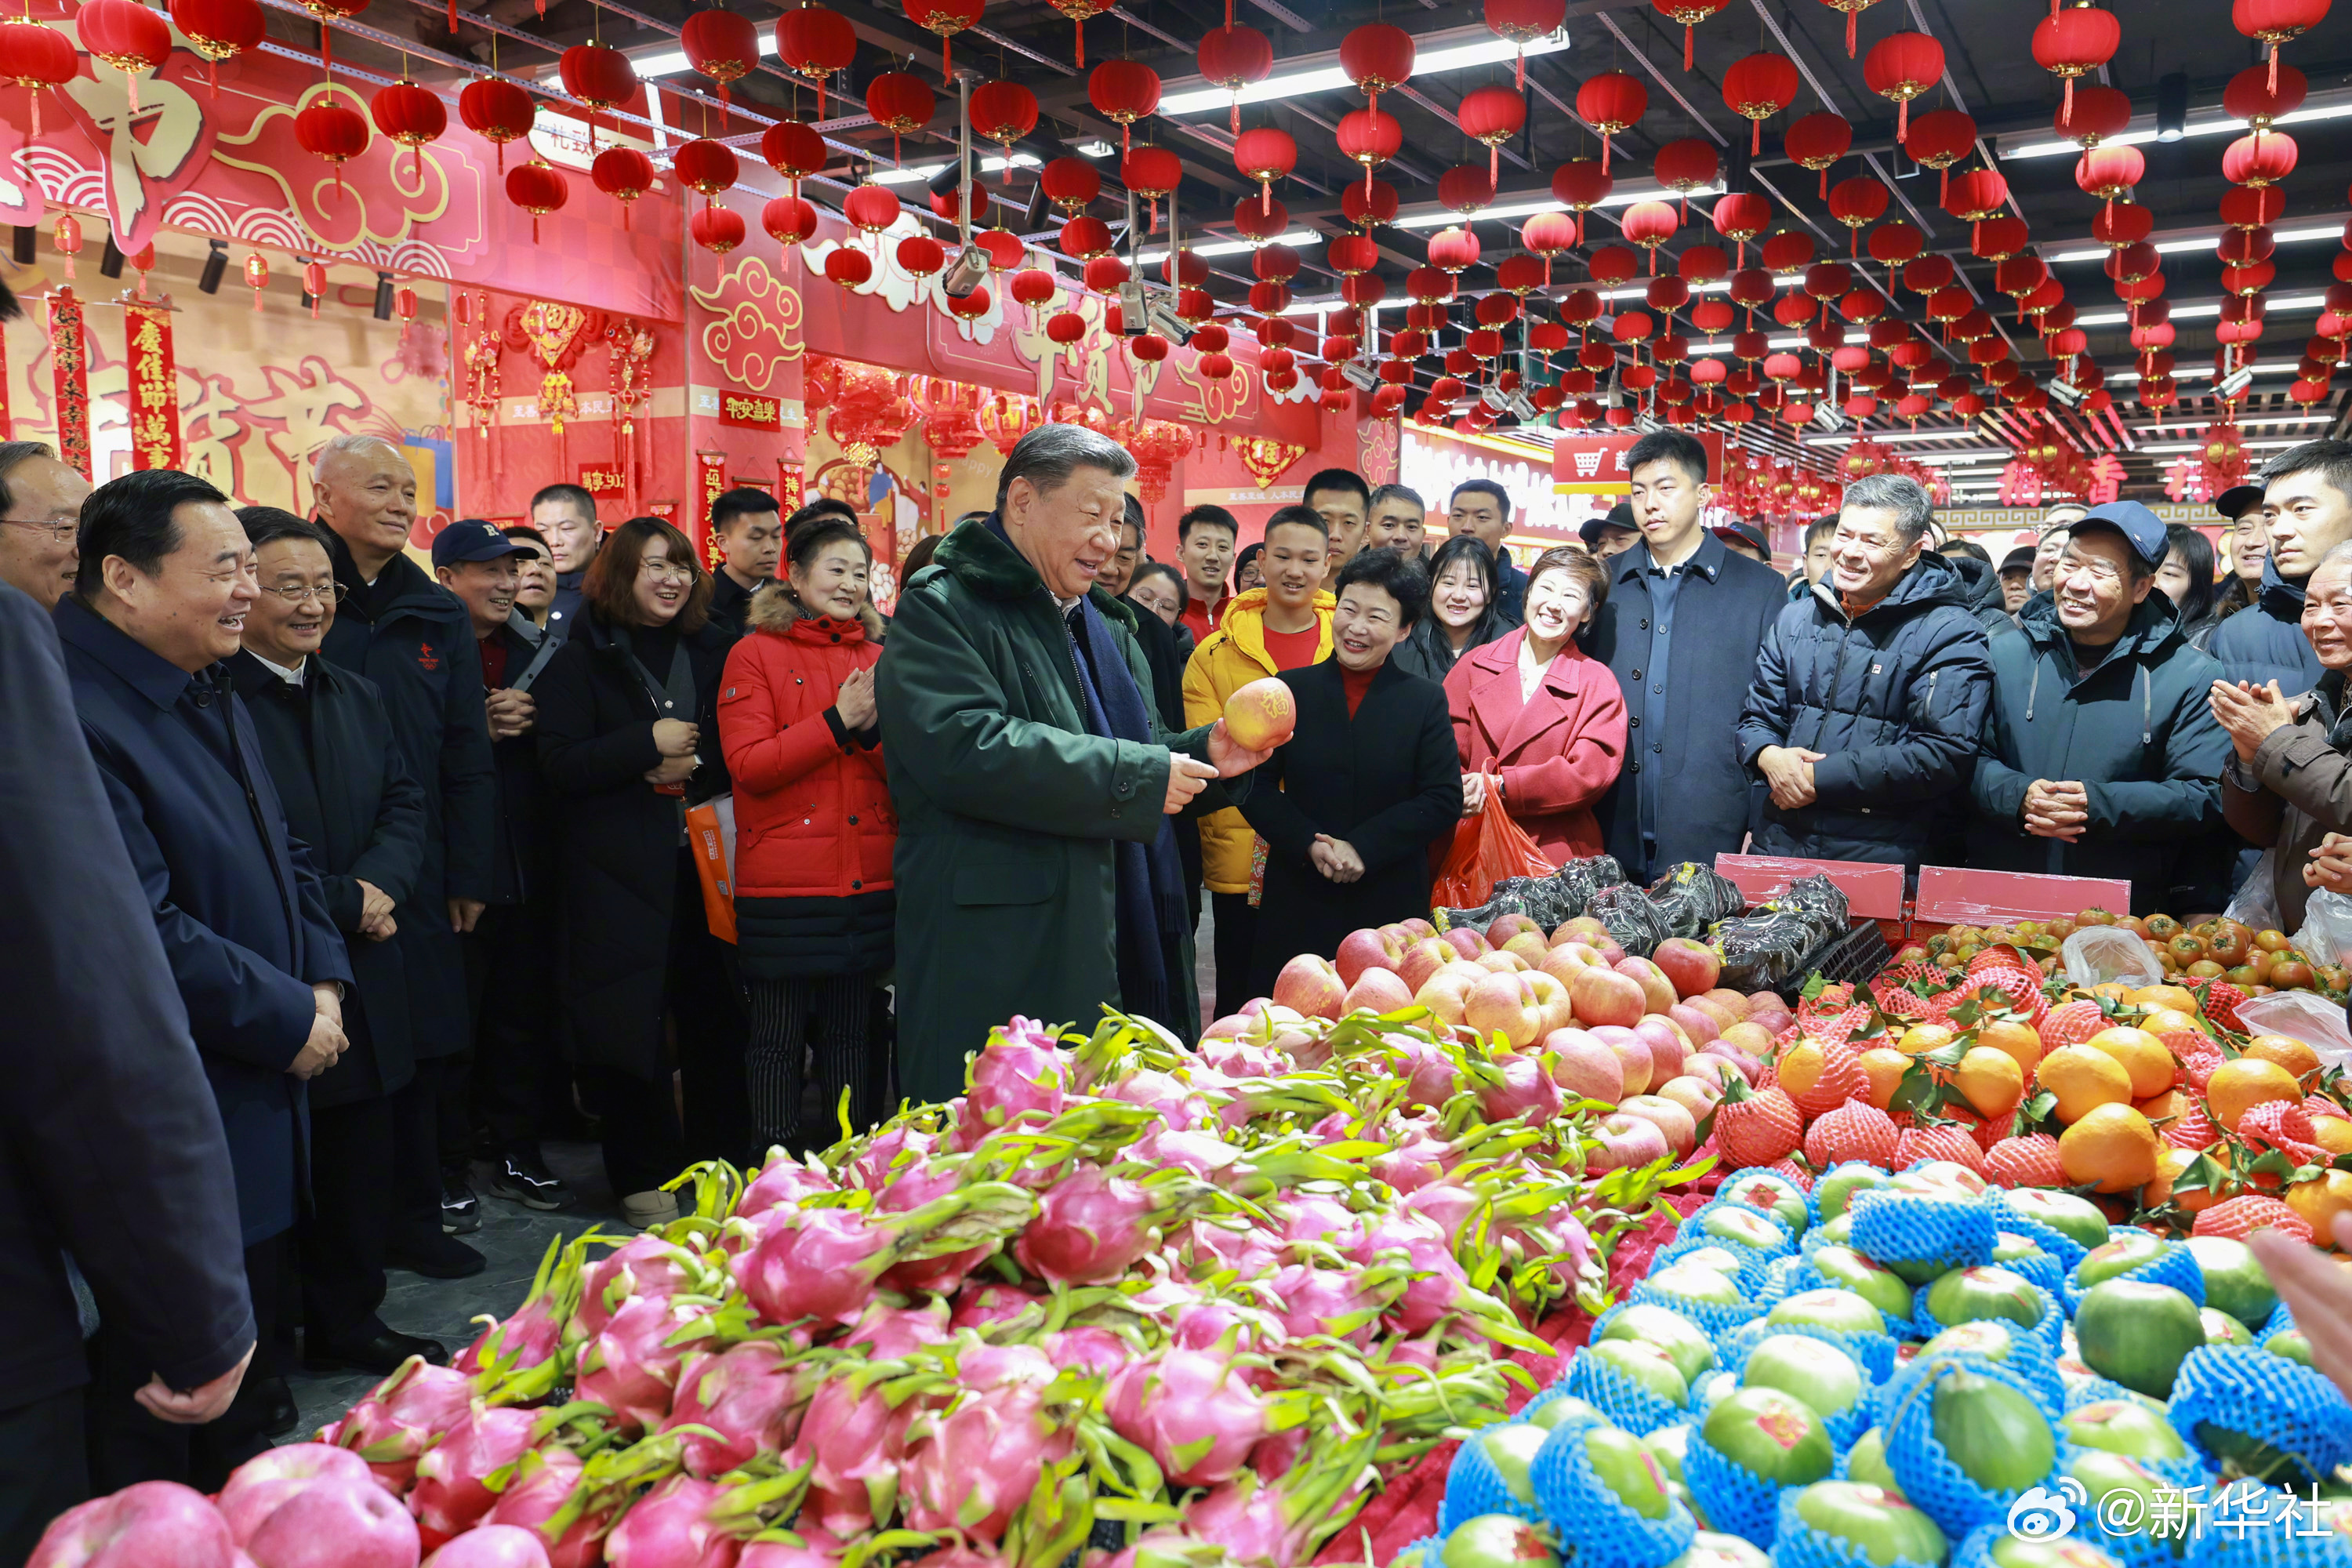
left=368, top=80, right=445, bottom=180
left=902, top=0, right=983, bottom=82
left=1426, top=227, right=1480, bottom=276
left=1523, top=211, right=1577, bottom=284
left=2054, top=84, right=2132, bottom=147
left=1340, top=21, right=1415, bottom=117
left=1336, top=109, right=1403, bottom=197
left=1084, top=256, right=1130, bottom=292
left=1576, top=72, right=1647, bottom=172
left=1591, top=245, right=1641, bottom=288
left=79, top=0, right=169, bottom=110
left=826, top=248, right=873, bottom=290
left=1827, top=177, right=1888, bottom=256
left=1342, top=179, right=1399, bottom=229
left=2223, top=131, right=2297, bottom=187
left=1864, top=31, right=1944, bottom=139
left=2226, top=62, right=2307, bottom=129
left=1650, top=0, right=1729, bottom=72
left=1722, top=53, right=1798, bottom=155
left=692, top=205, right=746, bottom=255
left=866, top=72, right=936, bottom=163
left=1903, top=253, right=1954, bottom=293
left=2033, top=5, right=2120, bottom=125
left=557, top=43, right=637, bottom=150
left=946, top=283, right=992, bottom=321
left=1653, top=139, right=1719, bottom=222
left=1087, top=60, right=1161, bottom=156
left=300, top=260, right=327, bottom=320
left=763, top=194, right=818, bottom=245
left=1121, top=145, right=1182, bottom=228
left=673, top=139, right=740, bottom=199
left=296, top=97, right=369, bottom=195
left=1943, top=167, right=2008, bottom=223
left=458, top=78, right=535, bottom=174
left=1233, top=198, right=1290, bottom=242
left=681, top=9, right=760, bottom=103
left=2076, top=145, right=2143, bottom=205
left=777, top=5, right=856, bottom=111
left=2223, top=187, right=2285, bottom=231
left=2234, top=0, right=2330, bottom=93
left=1621, top=201, right=1679, bottom=275
left=2093, top=199, right=2153, bottom=249
left=1784, top=111, right=1853, bottom=198
left=969, top=81, right=1036, bottom=151
left=1969, top=214, right=2030, bottom=261
left=1761, top=230, right=1815, bottom=274
left=897, top=234, right=945, bottom=278
left=590, top=145, right=654, bottom=227
left=1459, top=85, right=1526, bottom=183
left=1902, top=107, right=1976, bottom=201
left=844, top=183, right=902, bottom=238
left=168, top=0, right=263, bottom=96
left=1551, top=159, right=1613, bottom=247
left=1712, top=191, right=1770, bottom=266
left=1234, top=127, right=1296, bottom=215
left=1058, top=214, right=1113, bottom=258
left=505, top=158, right=567, bottom=243
left=1198, top=23, right=1273, bottom=136
left=1040, top=158, right=1100, bottom=212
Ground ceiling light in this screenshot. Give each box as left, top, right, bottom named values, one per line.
left=2002, top=97, right=2352, bottom=158
left=1393, top=183, right=1723, bottom=229
left=1158, top=31, right=1571, bottom=117
left=2045, top=225, right=2344, bottom=263
left=2158, top=71, right=2190, bottom=143
left=1138, top=230, right=1324, bottom=262
left=630, top=36, right=779, bottom=78
left=1075, top=141, right=1116, bottom=158
left=2132, top=416, right=2329, bottom=430
left=873, top=153, right=1041, bottom=185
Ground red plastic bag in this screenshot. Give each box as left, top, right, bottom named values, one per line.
left=1431, top=775, right=1557, bottom=909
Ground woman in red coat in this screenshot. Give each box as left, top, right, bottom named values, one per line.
left=718, top=513, right=895, bottom=1152
left=1443, top=546, right=1628, bottom=864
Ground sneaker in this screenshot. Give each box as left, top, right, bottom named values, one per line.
left=488, top=1152, right=577, bottom=1212
left=441, top=1167, right=481, bottom=1235
left=622, top=1189, right=681, bottom=1231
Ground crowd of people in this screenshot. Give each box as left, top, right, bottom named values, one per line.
left=13, top=409, right=2352, bottom=1556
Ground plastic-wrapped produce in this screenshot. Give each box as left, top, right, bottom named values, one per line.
left=1776, top=872, right=1851, bottom=942
left=1437, top=857, right=1629, bottom=935
left=1708, top=913, right=1817, bottom=991
left=1552, top=855, right=1626, bottom=920
left=1584, top=881, right=1670, bottom=957
left=1645, top=862, right=1745, bottom=940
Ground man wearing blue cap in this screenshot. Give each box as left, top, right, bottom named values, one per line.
left=1968, top=499, right=2231, bottom=912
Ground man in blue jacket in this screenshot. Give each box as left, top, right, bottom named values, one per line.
left=1969, top=501, right=2230, bottom=913
left=2210, top=441, right=2352, bottom=696
left=1586, top=430, right=1788, bottom=882
left=312, top=434, right=495, bottom=1275
left=1737, top=474, right=1993, bottom=874
left=55, top=469, right=352, bottom=1490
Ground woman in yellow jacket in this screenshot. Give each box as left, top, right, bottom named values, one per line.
left=1181, top=507, right=1335, bottom=1019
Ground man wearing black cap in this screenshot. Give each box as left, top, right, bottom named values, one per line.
left=431, top=520, right=575, bottom=1214
left=1712, top=519, right=1771, bottom=567
left=1580, top=503, right=1641, bottom=561
left=1968, top=500, right=2230, bottom=912
left=1997, top=547, right=2036, bottom=617
left=2209, top=445, right=2352, bottom=698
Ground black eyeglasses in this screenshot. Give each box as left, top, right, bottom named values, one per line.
left=256, top=583, right=348, bottom=605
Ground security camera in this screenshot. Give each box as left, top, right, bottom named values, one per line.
left=1479, top=385, right=1510, bottom=414
left=942, top=245, right=989, bottom=299
left=1506, top=390, right=1539, bottom=422
left=1340, top=359, right=1380, bottom=392
left=1813, top=403, right=1846, bottom=432
left=2218, top=364, right=2256, bottom=399
left=2046, top=376, right=2085, bottom=410
left=1118, top=279, right=1148, bottom=335
left=1145, top=299, right=1194, bottom=345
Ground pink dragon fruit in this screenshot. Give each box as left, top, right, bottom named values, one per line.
left=481, top=1446, right=622, bottom=1568
left=1044, top=1325, right=1131, bottom=1378
left=219, top=1444, right=379, bottom=1542
left=1199, top=1037, right=1287, bottom=1080
left=234, top=1468, right=422, bottom=1568
left=29, top=1480, right=242, bottom=1568
left=1126, top=1125, right=1241, bottom=1184
left=1401, top=1181, right=1484, bottom=1244
left=950, top=1018, right=1069, bottom=1149
left=1012, top=1165, right=1164, bottom=1283
left=735, top=1537, right=844, bottom=1568
left=661, top=1341, right=811, bottom=1478
left=1262, top=1264, right=1403, bottom=1348
left=1178, top=1443, right=1375, bottom=1568
left=1478, top=1054, right=1564, bottom=1125
left=575, top=1236, right=702, bottom=1341
left=601, top=1475, right=740, bottom=1568
left=787, top=1365, right=911, bottom=1534
left=328, top=1359, right=477, bottom=1494
left=742, top=1182, right=1033, bottom=1328
left=846, top=1125, right=935, bottom=1193
left=876, top=1156, right=997, bottom=1294
left=1247, top=1428, right=1308, bottom=1482
left=1169, top=1299, right=1276, bottom=1357
left=1398, top=1041, right=1462, bottom=1110
left=424, top=1526, right=554, bottom=1568
left=844, top=1298, right=954, bottom=1358
left=1103, top=1349, right=1270, bottom=1487
left=576, top=1293, right=706, bottom=1432
left=1274, top=1195, right=1364, bottom=1258
left=949, top=1281, right=1045, bottom=1333
left=411, top=1408, right=541, bottom=1539
left=735, top=1157, right=837, bottom=1221
left=454, top=1295, right=565, bottom=1392
left=1374, top=1228, right=1476, bottom=1337
left=898, top=1345, right=1072, bottom=1541
left=1178, top=1219, right=1283, bottom=1282
left=1102, top=1069, right=1207, bottom=1131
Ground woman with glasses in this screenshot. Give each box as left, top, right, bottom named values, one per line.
left=535, top=517, right=747, bottom=1229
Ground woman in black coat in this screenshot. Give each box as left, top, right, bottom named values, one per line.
left=535, top=517, right=746, bottom=1225
left=1391, top=534, right=1512, bottom=684
left=226, top=509, right=438, bottom=1374
left=1240, top=550, right=1461, bottom=1000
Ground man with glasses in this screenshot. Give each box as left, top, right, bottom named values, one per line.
left=1970, top=501, right=2229, bottom=911
left=1737, top=474, right=1992, bottom=873
left=311, top=434, right=495, bottom=1279
left=0, top=441, right=91, bottom=608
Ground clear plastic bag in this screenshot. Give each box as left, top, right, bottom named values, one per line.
left=2232, top=988, right=2352, bottom=1073
left=2291, top=889, right=2352, bottom=967
left=2223, top=849, right=2283, bottom=933
left=2059, top=926, right=2165, bottom=988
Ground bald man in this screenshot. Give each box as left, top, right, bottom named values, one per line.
left=311, top=434, right=496, bottom=1281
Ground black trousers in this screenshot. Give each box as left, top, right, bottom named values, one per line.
left=299, top=1094, right=394, bottom=1345
left=85, top=1236, right=278, bottom=1497
left=0, top=1388, right=85, bottom=1566
left=1210, top=891, right=1258, bottom=1022
left=745, top=973, right=889, bottom=1153
left=463, top=898, right=558, bottom=1156
left=390, top=1055, right=459, bottom=1247
left=670, top=851, right=753, bottom=1169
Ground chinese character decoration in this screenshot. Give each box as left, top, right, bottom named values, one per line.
left=2087, top=452, right=2126, bottom=506
left=1232, top=435, right=1306, bottom=490
left=605, top=315, right=655, bottom=509
left=516, top=299, right=590, bottom=469
left=125, top=300, right=182, bottom=470
left=457, top=290, right=502, bottom=451
left=52, top=214, right=81, bottom=282
left=1130, top=419, right=1195, bottom=521
left=695, top=450, right=728, bottom=564
left=47, top=290, right=91, bottom=480
left=244, top=252, right=270, bottom=312
left=778, top=456, right=804, bottom=514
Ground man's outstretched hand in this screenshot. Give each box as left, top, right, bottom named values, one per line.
left=1205, top=717, right=1275, bottom=778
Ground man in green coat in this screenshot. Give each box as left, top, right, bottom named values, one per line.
left=877, top=424, right=1270, bottom=1105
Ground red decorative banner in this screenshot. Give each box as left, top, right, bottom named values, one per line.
left=0, top=317, right=10, bottom=439
left=778, top=459, right=804, bottom=515
left=731, top=477, right=773, bottom=494
left=125, top=301, right=182, bottom=471
left=578, top=463, right=626, bottom=499
left=48, top=291, right=91, bottom=480
left=694, top=449, right=728, bottom=563
left=716, top=389, right=782, bottom=431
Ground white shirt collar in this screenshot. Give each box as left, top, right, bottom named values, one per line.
left=249, top=651, right=305, bottom=685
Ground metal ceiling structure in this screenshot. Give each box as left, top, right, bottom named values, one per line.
left=309, top=0, right=2352, bottom=502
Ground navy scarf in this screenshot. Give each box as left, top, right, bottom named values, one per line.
left=992, top=518, right=1190, bottom=1023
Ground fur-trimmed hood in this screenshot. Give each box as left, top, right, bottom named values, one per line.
left=746, top=581, right=885, bottom=641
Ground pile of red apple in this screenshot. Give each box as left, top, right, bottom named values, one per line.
left=1277, top=913, right=1799, bottom=1174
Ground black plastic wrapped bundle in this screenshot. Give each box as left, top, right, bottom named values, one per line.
left=1645, top=862, right=1746, bottom=941
left=1584, top=882, right=1671, bottom=956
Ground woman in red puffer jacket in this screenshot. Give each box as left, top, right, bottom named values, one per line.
left=718, top=513, right=895, bottom=1152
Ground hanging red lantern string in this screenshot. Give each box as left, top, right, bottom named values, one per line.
left=1864, top=31, right=1944, bottom=140
left=2032, top=4, right=2120, bottom=125
left=594, top=146, right=655, bottom=228
left=900, top=0, right=982, bottom=82
left=1552, top=158, right=1612, bottom=247
left=776, top=5, right=856, bottom=115
left=1457, top=85, right=1526, bottom=185
left=866, top=72, right=936, bottom=166
left=1087, top=60, right=1160, bottom=157
left=1197, top=17, right=1272, bottom=135
left=1649, top=0, right=1729, bottom=72
left=168, top=0, right=264, bottom=99
left=1576, top=71, right=1646, bottom=172
left=1722, top=53, right=1798, bottom=156
left=557, top=41, right=638, bottom=153
left=681, top=8, right=760, bottom=106
left=2, top=18, right=77, bottom=140
left=2226, top=60, right=2307, bottom=134
left=970, top=80, right=1037, bottom=152
left=2075, top=143, right=2143, bottom=214
left=1901, top=107, right=1977, bottom=203
left=78, top=0, right=170, bottom=113
left=1784, top=111, right=1852, bottom=199
left=1485, top=0, right=1566, bottom=85
left=1341, top=178, right=1397, bottom=229
left=2223, top=130, right=2298, bottom=186
left=371, top=76, right=446, bottom=183
left=1233, top=127, right=1296, bottom=216
left=2234, top=0, right=2329, bottom=93
left=1233, top=196, right=1290, bottom=242
left=1820, top=0, right=1882, bottom=58
left=459, top=77, right=535, bottom=174
left=1340, top=23, right=1415, bottom=121
left=2057, top=84, right=2132, bottom=147
left=1653, top=138, right=1719, bottom=223
left=1335, top=107, right=1402, bottom=200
